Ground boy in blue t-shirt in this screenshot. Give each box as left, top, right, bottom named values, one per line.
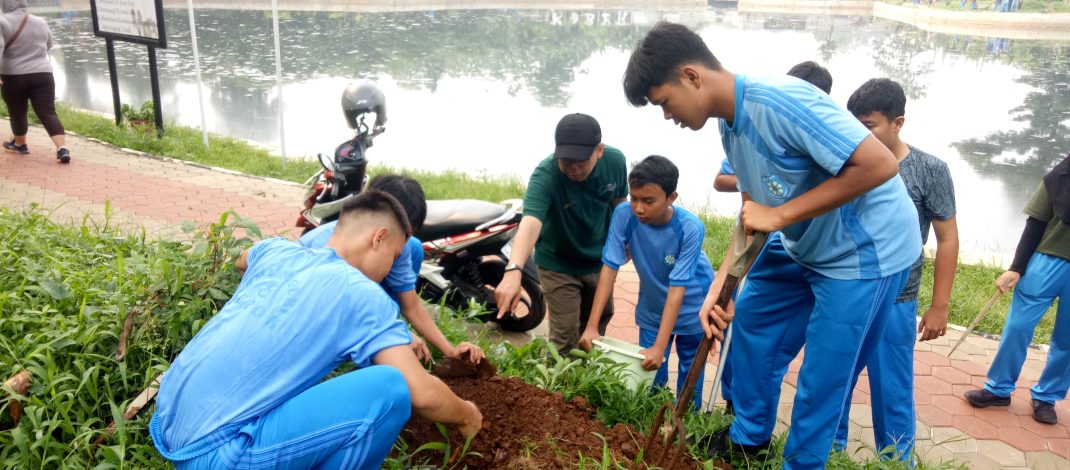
left=578, top=155, right=715, bottom=410
left=301, top=175, right=483, bottom=364
left=150, top=191, right=482, bottom=469
left=623, top=23, right=921, bottom=469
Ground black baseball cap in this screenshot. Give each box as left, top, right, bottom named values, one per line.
left=554, top=113, right=602, bottom=161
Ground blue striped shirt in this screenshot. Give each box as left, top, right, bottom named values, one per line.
left=719, top=74, right=921, bottom=280
left=602, top=203, right=713, bottom=335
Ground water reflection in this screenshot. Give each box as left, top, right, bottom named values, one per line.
left=41, top=8, right=1070, bottom=260
left=952, top=41, right=1070, bottom=213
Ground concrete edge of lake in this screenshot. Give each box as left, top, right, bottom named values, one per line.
left=739, top=0, right=1070, bottom=40
left=30, top=0, right=1070, bottom=40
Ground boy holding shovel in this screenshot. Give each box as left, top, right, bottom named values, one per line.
left=578, top=155, right=715, bottom=410
left=622, top=22, right=921, bottom=469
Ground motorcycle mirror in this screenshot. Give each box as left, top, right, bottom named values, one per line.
left=317, top=153, right=335, bottom=172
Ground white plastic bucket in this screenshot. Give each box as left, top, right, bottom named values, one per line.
left=592, top=337, right=656, bottom=391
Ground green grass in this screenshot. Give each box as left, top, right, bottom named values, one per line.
left=0, top=206, right=256, bottom=468
left=4, top=102, right=1057, bottom=341
left=0, top=205, right=971, bottom=469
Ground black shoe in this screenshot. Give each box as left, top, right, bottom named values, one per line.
left=694, top=426, right=771, bottom=461
left=4, top=139, right=28, bottom=154
left=56, top=148, right=70, bottom=164
left=964, top=389, right=1011, bottom=408
left=1032, top=399, right=1058, bottom=424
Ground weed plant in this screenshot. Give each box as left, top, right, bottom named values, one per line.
left=0, top=207, right=258, bottom=468
left=1, top=206, right=970, bottom=469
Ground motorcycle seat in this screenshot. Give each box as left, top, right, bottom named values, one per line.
left=416, top=199, right=507, bottom=241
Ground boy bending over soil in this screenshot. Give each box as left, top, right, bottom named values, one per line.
left=578, top=155, right=715, bottom=410
left=150, top=191, right=482, bottom=469
left=622, top=22, right=921, bottom=469
left=301, top=174, right=483, bottom=364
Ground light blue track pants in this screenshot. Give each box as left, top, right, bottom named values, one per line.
left=176, top=366, right=411, bottom=470
left=834, top=299, right=919, bottom=460
left=727, top=236, right=908, bottom=470
left=985, top=252, right=1070, bottom=404
left=639, top=327, right=705, bottom=410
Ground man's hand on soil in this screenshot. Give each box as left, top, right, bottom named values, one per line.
left=458, top=400, right=483, bottom=440
left=493, top=271, right=523, bottom=319
left=410, top=336, right=432, bottom=364
left=639, top=346, right=665, bottom=371
left=577, top=328, right=601, bottom=352
left=450, top=342, right=484, bottom=364
left=917, top=305, right=949, bottom=342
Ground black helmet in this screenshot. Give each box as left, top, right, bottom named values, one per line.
left=341, top=81, right=386, bottom=130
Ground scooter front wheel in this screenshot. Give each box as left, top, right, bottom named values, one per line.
left=477, top=258, right=545, bottom=332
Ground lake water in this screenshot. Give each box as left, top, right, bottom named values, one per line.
left=42, top=7, right=1070, bottom=262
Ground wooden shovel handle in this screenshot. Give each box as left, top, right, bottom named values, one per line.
left=675, top=227, right=768, bottom=415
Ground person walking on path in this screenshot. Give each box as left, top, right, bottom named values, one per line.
left=578, top=155, right=715, bottom=411
left=964, top=154, right=1070, bottom=426
left=494, top=113, right=628, bottom=356
left=150, top=191, right=482, bottom=469
left=834, top=78, right=960, bottom=460
left=0, top=0, right=69, bottom=163
left=623, top=22, right=921, bottom=469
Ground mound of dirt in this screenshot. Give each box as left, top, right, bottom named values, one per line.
left=401, top=358, right=723, bottom=469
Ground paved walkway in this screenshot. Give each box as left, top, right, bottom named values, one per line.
left=2, top=122, right=1068, bottom=468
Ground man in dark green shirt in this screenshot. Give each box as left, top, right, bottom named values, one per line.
left=494, top=113, right=628, bottom=354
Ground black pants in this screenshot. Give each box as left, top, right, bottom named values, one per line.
left=1, top=72, right=65, bottom=137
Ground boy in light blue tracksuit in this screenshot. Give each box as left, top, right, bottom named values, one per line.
left=150, top=191, right=482, bottom=469
left=301, top=175, right=484, bottom=365
left=834, top=78, right=959, bottom=460
left=578, top=155, right=715, bottom=410
left=622, top=23, right=921, bottom=469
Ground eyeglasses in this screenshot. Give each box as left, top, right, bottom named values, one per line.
left=557, top=158, right=590, bottom=169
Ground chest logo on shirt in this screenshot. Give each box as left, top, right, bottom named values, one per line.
left=600, top=183, right=617, bottom=194
left=764, top=175, right=788, bottom=200
left=664, top=254, right=676, bottom=265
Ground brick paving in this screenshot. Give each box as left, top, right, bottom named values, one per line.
left=2, top=121, right=1068, bottom=468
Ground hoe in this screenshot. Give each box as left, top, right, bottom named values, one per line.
left=644, top=227, right=768, bottom=468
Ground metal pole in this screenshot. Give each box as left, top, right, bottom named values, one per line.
left=271, top=0, right=286, bottom=158
left=187, top=0, right=208, bottom=150
left=105, top=38, right=121, bottom=126
left=705, top=324, right=733, bottom=413
left=147, top=45, right=164, bottom=135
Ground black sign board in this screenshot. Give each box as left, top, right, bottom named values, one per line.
left=89, top=0, right=167, bottom=48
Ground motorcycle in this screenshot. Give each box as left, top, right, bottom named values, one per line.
left=295, top=82, right=545, bottom=332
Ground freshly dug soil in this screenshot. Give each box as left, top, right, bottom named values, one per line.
left=400, top=358, right=718, bottom=469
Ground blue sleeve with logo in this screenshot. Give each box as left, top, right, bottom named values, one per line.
left=668, top=217, right=706, bottom=287
left=408, top=237, right=424, bottom=278
left=382, top=237, right=419, bottom=296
